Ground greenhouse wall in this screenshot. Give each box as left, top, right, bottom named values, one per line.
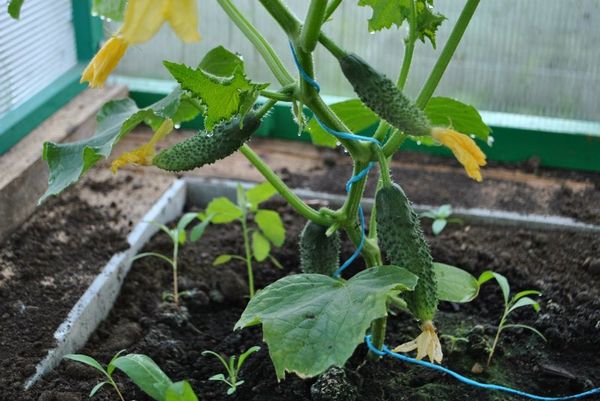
left=110, top=0, right=600, bottom=122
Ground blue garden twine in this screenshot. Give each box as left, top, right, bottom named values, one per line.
left=365, top=336, right=600, bottom=400
left=290, top=42, right=600, bottom=401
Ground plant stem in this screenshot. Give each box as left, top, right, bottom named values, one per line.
left=487, top=311, right=507, bottom=367
left=323, top=0, right=343, bottom=22
left=259, top=0, right=301, bottom=37
left=260, top=90, right=293, bottom=102
left=415, top=0, right=481, bottom=109
left=300, top=0, right=328, bottom=52
left=239, top=144, right=331, bottom=226
left=109, top=377, right=126, bottom=401
left=397, top=0, right=417, bottom=91
left=318, top=33, right=347, bottom=59
left=375, top=146, right=392, bottom=187
left=241, top=217, right=255, bottom=298
left=368, top=317, right=387, bottom=359
left=173, top=237, right=179, bottom=308
left=217, top=0, right=295, bottom=86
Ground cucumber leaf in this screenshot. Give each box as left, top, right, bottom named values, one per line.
left=92, top=0, right=126, bottom=21
left=235, top=265, right=417, bottom=379
left=306, top=99, right=378, bottom=148
left=164, top=49, right=268, bottom=130
left=40, top=88, right=197, bottom=203
left=112, top=354, right=173, bottom=401
left=424, top=97, right=491, bottom=141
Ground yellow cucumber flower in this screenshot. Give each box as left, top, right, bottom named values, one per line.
left=111, top=119, right=174, bottom=173
left=431, top=127, right=487, bottom=182
left=80, top=36, right=128, bottom=88
left=120, top=0, right=200, bottom=44
left=393, top=320, right=443, bottom=364
left=82, top=0, right=200, bottom=87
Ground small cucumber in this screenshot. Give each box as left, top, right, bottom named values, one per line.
left=376, top=183, right=438, bottom=321
left=153, top=112, right=260, bottom=172
left=299, top=221, right=341, bottom=276
left=339, top=53, right=431, bottom=136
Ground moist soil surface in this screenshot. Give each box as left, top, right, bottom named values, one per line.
left=0, top=190, right=128, bottom=398
left=27, top=200, right=600, bottom=401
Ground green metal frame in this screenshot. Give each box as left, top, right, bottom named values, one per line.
left=0, top=0, right=101, bottom=155
left=111, top=75, right=600, bottom=172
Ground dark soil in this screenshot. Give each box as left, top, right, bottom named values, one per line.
left=280, top=150, right=600, bottom=225
left=26, top=201, right=600, bottom=401
left=0, top=191, right=128, bottom=398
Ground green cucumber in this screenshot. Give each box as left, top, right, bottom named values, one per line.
left=376, top=183, right=438, bottom=321
left=339, top=53, right=431, bottom=136
left=299, top=221, right=341, bottom=276
left=153, top=112, right=260, bottom=172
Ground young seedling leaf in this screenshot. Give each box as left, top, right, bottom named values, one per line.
left=434, top=263, right=479, bottom=303
left=508, top=296, right=540, bottom=314
left=209, top=373, right=227, bottom=381
left=89, top=381, right=108, bottom=397
left=112, top=354, right=173, bottom=401
left=213, top=254, right=234, bottom=266
left=432, top=219, right=447, bottom=235
left=424, top=97, right=491, bottom=141
left=235, top=266, right=417, bottom=379
left=40, top=88, right=197, bottom=203
left=237, top=346, right=260, bottom=371
left=437, top=204, right=452, bottom=218
left=166, top=381, right=199, bottom=401
left=306, top=99, right=378, bottom=148
left=252, top=231, right=271, bottom=262
left=246, top=182, right=278, bottom=208
left=502, top=324, right=547, bottom=341
left=164, top=61, right=268, bottom=130
left=177, top=212, right=200, bottom=235
left=64, top=354, right=106, bottom=376
left=478, top=271, right=510, bottom=304
left=189, top=216, right=213, bottom=242
left=512, top=290, right=542, bottom=303
left=255, top=210, right=285, bottom=246
left=205, top=197, right=243, bottom=223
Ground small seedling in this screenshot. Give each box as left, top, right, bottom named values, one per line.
left=202, top=346, right=260, bottom=395
left=420, top=204, right=462, bottom=235
left=204, top=182, right=286, bottom=298
left=134, top=213, right=212, bottom=308
left=65, top=352, right=199, bottom=401
left=478, top=270, right=546, bottom=366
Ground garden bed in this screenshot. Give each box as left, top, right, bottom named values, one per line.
left=23, top=178, right=600, bottom=401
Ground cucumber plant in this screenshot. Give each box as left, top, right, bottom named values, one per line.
left=37, top=0, right=493, bottom=383
left=133, top=213, right=212, bottom=308
left=478, top=271, right=545, bottom=367
left=202, top=346, right=260, bottom=395
left=203, top=182, right=286, bottom=299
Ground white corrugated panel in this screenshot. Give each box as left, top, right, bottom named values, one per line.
left=111, top=0, right=600, bottom=122
left=0, top=0, right=78, bottom=117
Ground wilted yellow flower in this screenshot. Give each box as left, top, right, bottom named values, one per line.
left=82, top=0, right=200, bottom=87
left=111, top=119, right=174, bottom=173
left=393, top=320, right=443, bottom=364
left=431, top=127, right=487, bottom=182
left=120, top=0, right=200, bottom=44
left=80, top=36, right=128, bottom=88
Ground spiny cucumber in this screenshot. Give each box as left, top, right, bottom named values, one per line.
left=299, top=221, right=341, bottom=276
left=339, top=53, right=431, bottom=136
left=152, top=112, right=261, bottom=172
left=376, top=183, right=438, bottom=321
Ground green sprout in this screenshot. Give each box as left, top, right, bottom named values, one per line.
left=478, top=271, right=546, bottom=367
left=133, top=213, right=212, bottom=308
left=64, top=351, right=127, bottom=401
left=202, top=346, right=261, bottom=395
left=204, top=182, right=285, bottom=298
left=420, top=204, right=462, bottom=235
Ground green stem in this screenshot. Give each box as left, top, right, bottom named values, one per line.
left=259, top=0, right=301, bottom=37
left=172, top=239, right=179, bottom=308
left=300, top=0, right=328, bottom=52
left=368, top=317, right=387, bottom=359
left=239, top=144, right=331, bottom=226
left=415, top=0, right=481, bottom=109
left=488, top=310, right=507, bottom=367
left=255, top=99, right=277, bottom=119
left=397, top=0, right=417, bottom=91
left=217, top=0, right=295, bottom=86
left=375, top=146, right=392, bottom=187
left=260, top=90, right=293, bottom=102
left=323, top=0, right=343, bottom=21
left=241, top=217, right=255, bottom=298
left=318, top=33, right=347, bottom=59
left=109, top=377, right=126, bottom=401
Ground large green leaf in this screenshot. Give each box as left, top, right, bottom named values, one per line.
left=166, top=381, right=199, bottom=401
left=434, top=263, right=479, bottom=303
left=40, top=88, right=198, bottom=203
left=235, top=265, right=417, bottom=379
left=112, top=354, right=173, bottom=401
left=424, top=97, right=491, bottom=141
left=92, top=0, right=126, bottom=21
left=164, top=53, right=268, bottom=130
left=357, top=0, right=444, bottom=47
left=306, top=99, right=379, bottom=148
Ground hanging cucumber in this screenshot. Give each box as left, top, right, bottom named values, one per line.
left=339, top=53, right=431, bottom=136
left=153, top=112, right=261, bottom=172
left=299, top=220, right=341, bottom=276
left=375, top=182, right=438, bottom=320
